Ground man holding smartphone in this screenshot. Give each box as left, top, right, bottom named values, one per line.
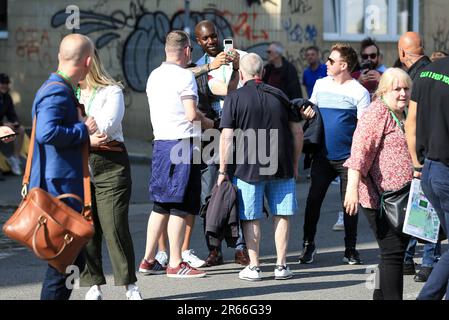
left=194, top=20, right=250, bottom=267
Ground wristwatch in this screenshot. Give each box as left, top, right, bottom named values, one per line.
left=218, top=171, right=227, bottom=176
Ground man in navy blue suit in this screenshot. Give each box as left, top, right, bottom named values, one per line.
left=30, top=33, right=98, bottom=300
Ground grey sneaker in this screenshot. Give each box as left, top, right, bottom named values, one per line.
left=7, top=156, right=22, bottom=176
left=239, top=265, right=262, bottom=281
left=333, top=211, right=344, bottom=231
left=274, top=265, right=293, bottom=280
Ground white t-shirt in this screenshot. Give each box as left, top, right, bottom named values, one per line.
left=79, top=85, right=125, bottom=142
left=146, top=62, right=199, bottom=140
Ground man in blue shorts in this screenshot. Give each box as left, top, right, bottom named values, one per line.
left=218, top=53, right=303, bottom=281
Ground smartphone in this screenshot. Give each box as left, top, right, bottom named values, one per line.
left=223, top=38, right=233, bottom=53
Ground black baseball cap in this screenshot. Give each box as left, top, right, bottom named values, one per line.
left=0, top=73, right=10, bottom=84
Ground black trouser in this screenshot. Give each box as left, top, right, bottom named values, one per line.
left=362, top=207, right=410, bottom=300
left=303, top=154, right=358, bottom=248
left=0, top=139, right=13, bottom=157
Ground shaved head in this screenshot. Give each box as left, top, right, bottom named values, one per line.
left=57, top=34, right=94, bottom=84
left=59, top=34, right=94, bottom=65
left=194, top=20, right=217, bottom=38
left=398, top=32, right=424, bottom=55
left=398, top=32, right=425, bottom=68
left=194, top=20, right=220, bottom=56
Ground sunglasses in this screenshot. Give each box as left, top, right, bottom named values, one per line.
left=362, top=53, right=377, bottom=59
left=327, top=57, right=337, bottom=65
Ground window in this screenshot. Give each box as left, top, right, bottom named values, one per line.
left=324, top=0, right=419, bottom=42
left=0, top=0, right=7, bottom=39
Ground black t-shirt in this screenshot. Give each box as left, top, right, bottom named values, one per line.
left=220, top=80, right=300, bottom=183
left=411, top=56, right=449, bottom=166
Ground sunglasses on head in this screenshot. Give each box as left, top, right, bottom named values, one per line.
left=362, top=53, right=377, bottom=59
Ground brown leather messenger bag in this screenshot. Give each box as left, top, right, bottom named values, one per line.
left=2, top=82, right=94, bottom=274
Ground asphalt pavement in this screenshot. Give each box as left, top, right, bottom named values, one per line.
left=0, top=138, right=445, bottom=301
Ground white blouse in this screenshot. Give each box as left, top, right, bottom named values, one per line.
left=79, top=85, right=125, bottom=142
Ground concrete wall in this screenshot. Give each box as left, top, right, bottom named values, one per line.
left=0, top=0, right=446, bottom=139
left=0, top=0, right=323, bottom=139
left=422, top=0, right=449, bottom=55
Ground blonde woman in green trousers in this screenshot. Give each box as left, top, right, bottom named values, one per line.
left=77, top=49, right=141, bottom=300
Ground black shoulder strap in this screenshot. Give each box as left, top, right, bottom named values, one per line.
left=256, top=83, right=293, bottom=110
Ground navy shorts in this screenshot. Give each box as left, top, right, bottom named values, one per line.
left=152, top=163, right=201, bottom=216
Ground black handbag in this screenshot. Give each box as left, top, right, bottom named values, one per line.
left=380, top=181, right=411, bottom=234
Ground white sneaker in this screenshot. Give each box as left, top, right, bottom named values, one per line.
left=239, top=265, right=262, bottom=281
left=333, top=211, right=344, bottom=231
left=7, top=156, right=22, bottom=176
left=274, top=265, right=293, bottom=280
left=182, top=249, right=206, bottom=268
left=155, top=250, right=168, bottom=268
left=85, top=285, right=103, bottom=300
left=125, top=284, right=143, bottom=300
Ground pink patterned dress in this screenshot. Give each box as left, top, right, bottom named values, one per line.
left=344, top=99, right=413, bottom=209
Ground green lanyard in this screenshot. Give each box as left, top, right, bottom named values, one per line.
left=56, top=70, right=76, bottom=92
left=382, top=98, right=405, bottom=133
left=75, top=86, right=97, bottom=116
left=205, top=54, right=227, bottom=83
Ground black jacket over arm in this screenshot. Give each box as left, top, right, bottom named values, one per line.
left=201, top=180, right=239, bottom=248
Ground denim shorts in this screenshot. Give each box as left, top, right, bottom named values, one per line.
left=233, top=177, right=297, bottom=221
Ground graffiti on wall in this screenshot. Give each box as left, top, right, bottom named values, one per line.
left=282, top=18, right=317, bottom=44
left=15, top=28, right=53, bottom=69
left=221, top=10, right=269, bottom=41
left=288, top=0, right=313, bottom=15
left=433, top=23, right=449, bottom=53
left=51, top=2, right=272, bottom=93
left=246, top=0, right=278, bottom=7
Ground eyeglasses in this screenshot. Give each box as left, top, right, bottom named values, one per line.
left=361, top=53, right=377, bottom=60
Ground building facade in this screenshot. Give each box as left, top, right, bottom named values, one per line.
left=0, top=0, right=447, bottom=139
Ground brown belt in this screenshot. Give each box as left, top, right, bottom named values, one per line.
left=90, top=140, right=124, bottom=152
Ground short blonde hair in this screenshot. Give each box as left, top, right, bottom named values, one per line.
left=85, top=49, right=123, bottom=89
left=165, top=30, right=190, bottom=53
left=374, top=67, right=412, bottom=99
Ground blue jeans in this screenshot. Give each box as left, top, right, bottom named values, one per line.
left=40, top=252, right=85, bottom=300
left=417, top=159, right=449, bottom=300
left=39, top=177, right=86, bottom=300
left=404, top=238, right=441, bottom=267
